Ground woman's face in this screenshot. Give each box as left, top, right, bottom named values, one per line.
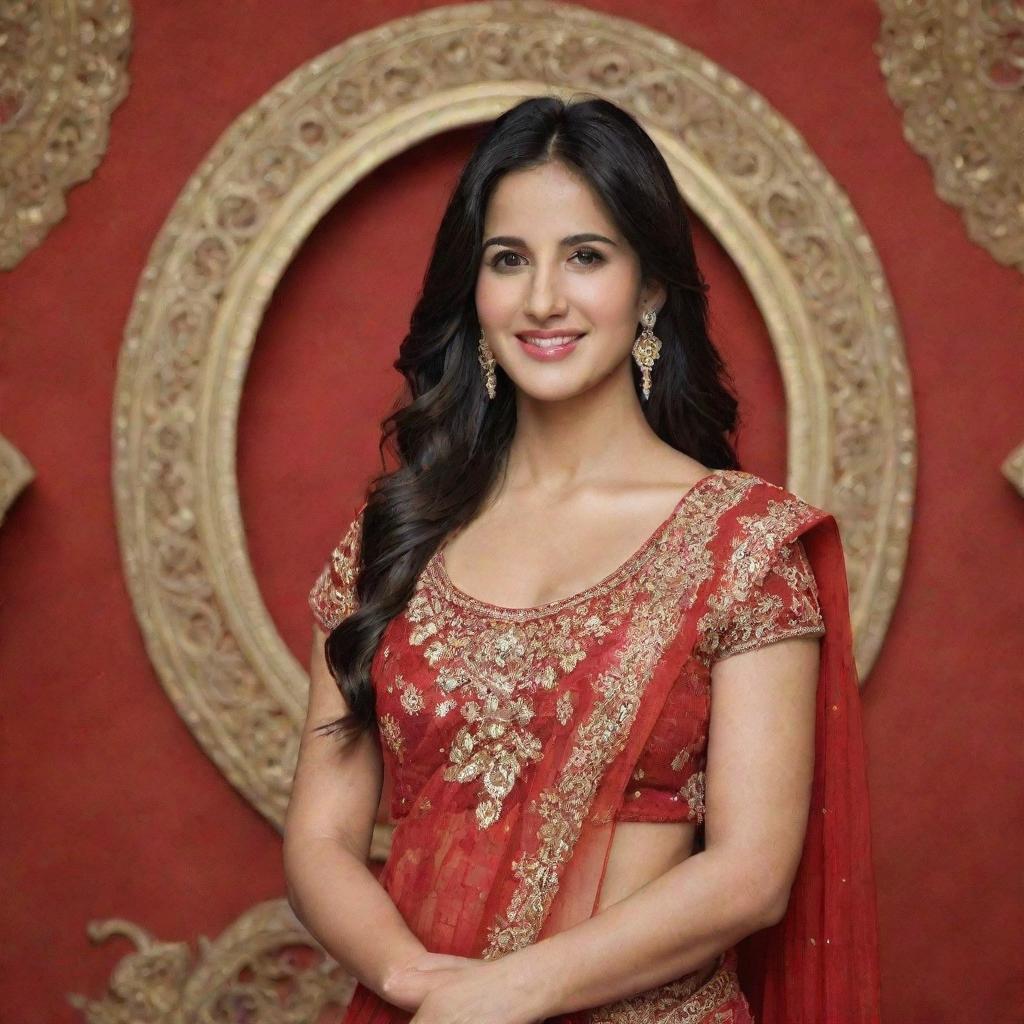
left=474, top=160, right=664, bottom=403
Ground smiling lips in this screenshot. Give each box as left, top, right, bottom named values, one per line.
left=516, top=331, right=584, bottom=359
left=519, top=334, right=582, bottom=347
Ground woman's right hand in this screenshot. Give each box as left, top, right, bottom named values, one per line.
left=383, top=950, right=481, bottom=1013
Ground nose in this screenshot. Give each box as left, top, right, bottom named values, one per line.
left=522, top=262, right=569, bottom=321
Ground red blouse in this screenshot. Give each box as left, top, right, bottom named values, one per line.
left=308, top=476, right=826, bottom=832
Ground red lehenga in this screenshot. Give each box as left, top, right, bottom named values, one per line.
left=308, top=469, right=882, bottom=1023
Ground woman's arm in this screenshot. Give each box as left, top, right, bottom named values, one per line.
left=488, top=633, right=821, bottom=1020
left=283, top=627, right=427, bottom=1002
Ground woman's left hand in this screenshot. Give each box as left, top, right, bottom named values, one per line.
left=408, top=957, right=550, bottom=1024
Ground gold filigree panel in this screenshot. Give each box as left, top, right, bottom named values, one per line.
left=0, top=0, right=132, bottom=270
left=68, top=899, right=354, bottom=1023
left=0, top=435, right=34, bottom=524
left=875, top=0, right=1024, bottom=272
left=112, top=0, right=914, bottom=845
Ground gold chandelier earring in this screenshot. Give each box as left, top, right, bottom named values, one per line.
left=478, top=332, right=497, bottom=400
left=632, top=308, right=662, bottom=401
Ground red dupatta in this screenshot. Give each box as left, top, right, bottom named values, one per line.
left=335, top=471, right=881, bottom=1023
left=733, top=513, right=881, bottom=1021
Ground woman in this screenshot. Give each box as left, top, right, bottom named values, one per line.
left=284, top=96, right=882, bottom=1023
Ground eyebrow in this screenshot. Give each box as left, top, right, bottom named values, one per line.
left=482, top=233, right=618, bottom=250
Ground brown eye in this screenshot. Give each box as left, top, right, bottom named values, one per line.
left=490, top=250, right=524, bottom=268
left=572, top=248, right=604, bottom=266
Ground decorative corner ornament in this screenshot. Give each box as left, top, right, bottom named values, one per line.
left=0, top=0, right=132, bottom=271
left=875, top=0, right=1024, bottom=273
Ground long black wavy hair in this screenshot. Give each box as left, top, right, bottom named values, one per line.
left=318, top=94, right=741, bottom=744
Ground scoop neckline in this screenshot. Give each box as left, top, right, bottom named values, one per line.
left=428, top=469, right=724, bottom=619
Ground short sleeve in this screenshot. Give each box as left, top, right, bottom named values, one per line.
left=714, top=536, right=825, bottom=662
left=308, top=502, right=366, bottom=632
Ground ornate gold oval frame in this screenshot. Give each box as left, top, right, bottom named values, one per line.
left=112, top=0, right=915, bottom=843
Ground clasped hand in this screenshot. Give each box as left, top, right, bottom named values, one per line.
left=385, top=950, right=550, bottom=1024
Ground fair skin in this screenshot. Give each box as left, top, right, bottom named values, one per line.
left=284, top=159, right=819, bottom=1023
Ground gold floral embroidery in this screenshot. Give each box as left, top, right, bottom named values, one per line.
left=775, top=540, right=825, bottom=623
left=308, top=505, right=364, bottom=631
left=555, top=690, right=575, bottom=726
left=714, top=537, right=825, bottom=659
left=671, top=746, right=692, bottom=772
left=696, top=497, right=824, bottom=664
left=589, top=952, right=742, bottom=1023
left=482, top=472, right=760, bottom=958
left=679, top=769, right=706, bottom=823
left=435, top=699, right=455, bottom=717
left=378, top=713, right=405, bottom=763
left=398, top=676, right=425, bottom=715
left=403, top=568, right=637, bottom=832
left=445, top=693, right=544, bottom=829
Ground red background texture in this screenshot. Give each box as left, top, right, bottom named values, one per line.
left=2, top=2, right=1022, bottom=1021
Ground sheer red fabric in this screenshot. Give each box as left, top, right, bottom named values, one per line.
left=307, top=469, right=881, bottom=1023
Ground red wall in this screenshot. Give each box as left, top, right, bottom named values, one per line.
left=2, top=2, right=1021, bottom=1020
